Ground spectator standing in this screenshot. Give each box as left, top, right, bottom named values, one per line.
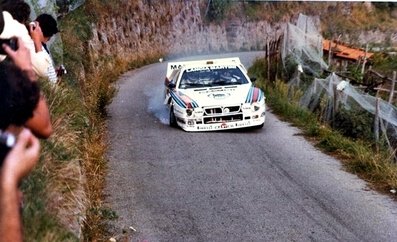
left=32, top=13, right=60, bottom=84
left=0, top=1, right=58, bottom=84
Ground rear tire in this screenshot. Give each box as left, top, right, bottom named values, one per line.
left=169, top=106, right=177, bottom=127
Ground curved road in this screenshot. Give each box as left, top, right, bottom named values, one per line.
left=105, top=52, right=397, bottom=242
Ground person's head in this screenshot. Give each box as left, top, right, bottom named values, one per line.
left=1, top=0, right=31, bottom=25
left=0, top=62, right=40, bottom=160
left=35, top=13, right=58, bottom=42
left=0, top=62, right=40, bottom=130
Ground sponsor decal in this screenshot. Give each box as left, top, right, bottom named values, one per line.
left=245, top=87, right=264, bottom=104
left=170, top=91, right=199, bottom=109
left=186, top=65, right=237, bottom=72
left=197, top=126, right=213, bottom=130
left=236, top=121, right=251, bottom=127
left=208, top=93, right=230, bottom=99
left=196, top=120, right=251, bottom=130
left=170, top=64, right=183, bottom=70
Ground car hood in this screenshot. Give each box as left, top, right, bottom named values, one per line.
left=178, top=84, right=256, bottom=107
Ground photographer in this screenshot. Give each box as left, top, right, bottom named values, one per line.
left=31, top=13, right=63, bottom=84
left=0, top=2, right=59, bottom=84
left=0, top=36, right=48, bottom=241
left=0, top=128, right=40, bottom=242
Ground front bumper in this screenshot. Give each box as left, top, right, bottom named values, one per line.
left=174, top=104, right=266, bottom=132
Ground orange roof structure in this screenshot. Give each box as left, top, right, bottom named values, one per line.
left=323, top=40, right=374, bottom=61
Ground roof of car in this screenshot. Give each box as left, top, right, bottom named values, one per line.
left=166, top=57, right=242, bottom=78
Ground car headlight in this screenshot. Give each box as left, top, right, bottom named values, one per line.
left=186, top=108, right=193, bottom=117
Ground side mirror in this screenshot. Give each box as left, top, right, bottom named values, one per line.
left=250, top=77, right=257, bottom=82
left=168, top=83, right=176, bottom=89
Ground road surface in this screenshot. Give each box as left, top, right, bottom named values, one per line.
left=105, top=52, right=397, bottom=242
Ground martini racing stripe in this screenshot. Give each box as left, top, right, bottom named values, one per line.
left=170, top=91, right=199, bottom=108
left=245, top=87, right=264, bottom=104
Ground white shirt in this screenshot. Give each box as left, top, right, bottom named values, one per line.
left=0, top=11, right=57, bottom=83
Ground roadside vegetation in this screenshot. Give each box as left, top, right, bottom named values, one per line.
left=246, top=2, right=397, bottom=196
left=22, top=1, right=160, bottom=240
left=20, top=0, right=165, bottom=241
left=248, top=56, right=397, bottom=198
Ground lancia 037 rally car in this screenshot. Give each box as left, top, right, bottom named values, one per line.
left=164, top=57, right=266, bottom=131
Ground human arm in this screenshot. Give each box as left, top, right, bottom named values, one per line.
left=28, top=22, right=44, bottom=53
left=0, top=129, right=40, bottom=242
left=28, top=22, right=56, bottom=80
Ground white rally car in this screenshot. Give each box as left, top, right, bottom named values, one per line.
left=164, top=57, right=266, bottom=131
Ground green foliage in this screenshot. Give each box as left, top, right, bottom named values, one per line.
left=371, top=53, right=397, bottom=76
left=21, top=167, right=78, bottom=242
left=372, top=2, right=397, bottom=11
left=282, top=55, right=299, bottom=81
left=333, top=106, right=375, bottom=140
left=21, top=81, right=83, bottom=242
left=346, top=65, right=364, bottom=82
left=248, top=57, right=267, bottom=80
left=242, top=2, right=262, bottom=21
left=206, top=0, right=231, bottom=22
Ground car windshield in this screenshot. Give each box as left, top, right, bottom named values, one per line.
left=178, top=65, right=249, bottom=89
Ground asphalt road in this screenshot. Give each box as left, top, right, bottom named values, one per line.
left=105, top=52, right=397, bottom=242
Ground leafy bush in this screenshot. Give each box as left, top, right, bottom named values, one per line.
left=205, top=0, right=231, bottom=22
left=333, top=106, right=375, bottom=140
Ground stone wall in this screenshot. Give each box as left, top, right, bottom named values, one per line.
left=87, top=0, right=285, bottom=66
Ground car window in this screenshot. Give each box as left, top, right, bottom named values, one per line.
left=178, top=66, right=249, bottom=89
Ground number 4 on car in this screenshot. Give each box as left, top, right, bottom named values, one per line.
left=163, top=57, right=266, bottom=131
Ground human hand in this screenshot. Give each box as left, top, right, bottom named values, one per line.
left=28, top=21, right=43, bottom=44
left=1, top=129, right=40, bottom=187
left=2, top=37, right=32, bottom=71
left=3, top=37, right=37, bottom=80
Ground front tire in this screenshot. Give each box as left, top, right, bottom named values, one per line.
left=169, top=106, right=178, bottom=127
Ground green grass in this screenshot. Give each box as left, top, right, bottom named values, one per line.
left=21, top=79, right=85, bottom=241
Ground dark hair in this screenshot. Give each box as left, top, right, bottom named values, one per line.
left=0, top=7, right=4, bottom=34
left=0, top=62, right=40, bottom=130
left=1, top=0, right=31, bottom=24
left=35, top=13, right=59, bottom=38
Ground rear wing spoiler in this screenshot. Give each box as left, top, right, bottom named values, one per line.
left=166, top=57, right=243, bottom=78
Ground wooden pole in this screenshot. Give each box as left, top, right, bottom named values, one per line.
left=204, top=0, right=211, bottom=18
left=267, top=38, right=270, bottom=82
left=374, top=97, right=380, bottom=152
left=388, top=71, right=396, bottom=104
left=361, top=43, right=369, bottom=74
left=328, top=40, right=332, bottom=67
left=332, top=83, right=337, bottom=127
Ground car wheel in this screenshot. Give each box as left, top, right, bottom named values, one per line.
left=254, top=123, right=264, bottom=129
left=169, top=106, right=178, bottom=127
